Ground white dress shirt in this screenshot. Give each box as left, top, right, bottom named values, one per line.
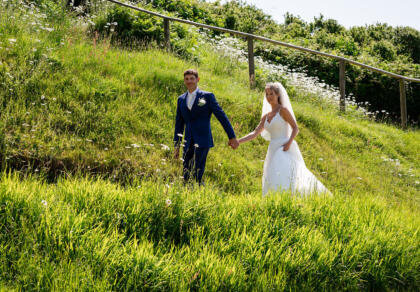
left=187, top=87, right=199, bottom=110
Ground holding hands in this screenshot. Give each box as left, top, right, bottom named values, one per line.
left=228, top=138, right=239, bottom=149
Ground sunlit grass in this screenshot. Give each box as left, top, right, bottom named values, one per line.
left=0, top=0, right=419, bottom=290
left=0, top=173, right=419, bottom=290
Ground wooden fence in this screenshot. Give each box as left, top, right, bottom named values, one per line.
left=105, top=0, right=420, bottom=128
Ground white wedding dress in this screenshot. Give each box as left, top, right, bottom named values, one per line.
left=262, top=112, right=330, bottom=196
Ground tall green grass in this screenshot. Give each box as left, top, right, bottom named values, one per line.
left=0, top=173, right=419, bottom=290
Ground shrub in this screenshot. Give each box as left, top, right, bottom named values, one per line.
left=94, top=6, right=163, bottom=45
left=393, top=26, right=420, bottom=63
left=372, top=40, right=397, bottom=61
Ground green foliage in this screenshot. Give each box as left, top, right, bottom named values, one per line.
left=336, top=36, right=360, bottom=56
left=94, top=6, right=164, bottom=44
left=393, top=26, right=420, bottom=63
left=92, top=5, right=199, bottom=61
left=284, top=22, right=310, bottom=39
left=0, top=175, right=419, bottom=290
left=349, top=26, right=369, bottom=45
left=371, top=40, right=397, bottom=61
left=145, top=0, right=217, bottom=25
left=311, top=14, right=345, bottom=34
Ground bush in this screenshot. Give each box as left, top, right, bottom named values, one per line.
left=372, top=40, right=397, bottom=61
left=336, top=37, right=360, bottom=56
left=94, top=6, right=163, bottom=45
left=393, top=26, right=420, bottom=63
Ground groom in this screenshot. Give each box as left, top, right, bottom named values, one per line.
left=173, top=69, right=239, bottom=184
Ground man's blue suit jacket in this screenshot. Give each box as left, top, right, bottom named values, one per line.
left=174, top=89, right=235, bottom=149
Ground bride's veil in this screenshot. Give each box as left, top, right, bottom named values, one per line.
left=261, top=82, right=296, bottom=141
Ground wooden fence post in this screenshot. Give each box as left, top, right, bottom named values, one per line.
left=247, top=36, right=255, bottom=89
left=339, top=60, right=346, bottom=112
left=164, top=18, right=170, bottom=51
left=399, top=79, right=407, bottom=129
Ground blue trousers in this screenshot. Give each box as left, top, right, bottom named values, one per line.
left=183, top=143, right=209, bottom=184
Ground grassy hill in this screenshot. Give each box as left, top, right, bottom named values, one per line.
left=0, top=0, right=419, bottom=290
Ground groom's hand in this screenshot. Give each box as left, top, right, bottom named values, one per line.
left=228, top=138, right=239, bottom=150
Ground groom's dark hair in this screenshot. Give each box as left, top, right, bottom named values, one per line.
left=184, top=69, right=199, bottom=78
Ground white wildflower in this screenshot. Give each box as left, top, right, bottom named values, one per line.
left=165, top=199, right=172, bottom=207
left=161, top=144, right=170, bottom=151
left=41, top=200, right=47, bottom=207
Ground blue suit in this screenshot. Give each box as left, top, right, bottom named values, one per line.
left=174, top=89, right=235, bottom=183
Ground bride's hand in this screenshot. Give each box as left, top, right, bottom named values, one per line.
left=282, top=142, right=291, bottom=151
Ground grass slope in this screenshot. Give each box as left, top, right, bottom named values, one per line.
left=0, top=1, right=419, bottom=290
left=0, top=174, right=419, bottom=290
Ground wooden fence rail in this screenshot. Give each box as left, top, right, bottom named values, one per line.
left=105, top=0, right=420, bottom=128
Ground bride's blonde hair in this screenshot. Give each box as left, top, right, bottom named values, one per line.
left=265, top=83, right=281, bottom=104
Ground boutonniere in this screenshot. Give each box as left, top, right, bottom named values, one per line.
left=197, top=97, right=206, bottom=107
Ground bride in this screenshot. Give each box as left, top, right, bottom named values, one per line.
left=238, top=82, right=330, bottom=196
